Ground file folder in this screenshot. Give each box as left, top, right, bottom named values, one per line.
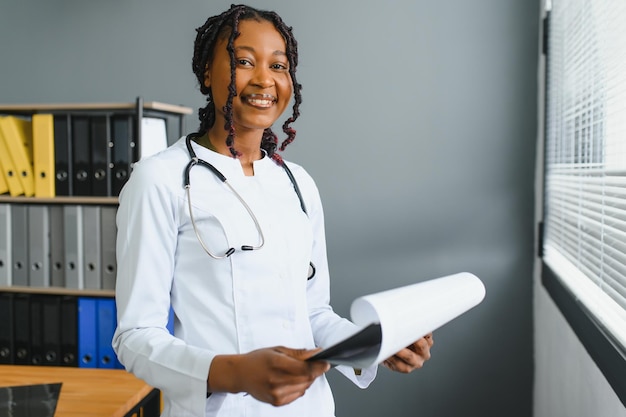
left=60, top=295, right=78, bottom=367
left=0, top=118, right=25, bottom=196
left=83, top=205, right=102, bottom=290
left=0, top=116, right=35, bottom=196
left=32, top=114, right=56, bottom=197
left=0, top=158, right=8, bottom=195
left=63, top=205, right=84, bottom=289
left=13, top=293, right=31, bottom=365
left=97, top=297, right=120, bottom=368
left=100, top=206, right=117, bottom=290
left=53, top=114, right=72, bottom=196
left=0, top=292, right=14, bottom=364
left=28, top=205, right=51, bottom=288
left=90, top=115, right=111, bottom=196
left=71, top=116, right=91, bottom=196
left=11, top=204, right=29, bottom=287
left=42, top=294, right=61, bottom=366
left=49, top=205, right=65, bottom=288
left=77, top=296, right=97, bottom=368
left=0, top=203, right=12, bottom=286
left=30, top=295, right=44, bottom=365
left=110, top=115, right=133, bottom=196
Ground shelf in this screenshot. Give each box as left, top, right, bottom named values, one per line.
left=0, top=196, right=119, bottom=205
left=0, top=286, right=115, bottom=297
left=0, top=101, right=193, bottom=115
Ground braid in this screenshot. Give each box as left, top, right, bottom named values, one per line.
left=191, top=4, right=303, bottom=165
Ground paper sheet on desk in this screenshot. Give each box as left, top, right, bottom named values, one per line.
left=308, top=272, right=486, bottom=368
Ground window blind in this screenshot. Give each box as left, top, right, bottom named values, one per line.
left=543, top=0, right=626, bottom=351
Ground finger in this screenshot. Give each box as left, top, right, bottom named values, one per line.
left=407, top=339, right=429, bottom=355
left=384, top=354, right=422, bottom=373
left=275, top=346, right=322, bottom=360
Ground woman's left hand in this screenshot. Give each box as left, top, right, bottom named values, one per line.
left=382, top=333, right=434, bottom=373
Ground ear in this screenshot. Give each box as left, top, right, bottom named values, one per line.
left=203, top=65, right=211, bottom=89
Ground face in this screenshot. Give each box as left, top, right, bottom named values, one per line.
left=204, top=19, right=293, bottom=134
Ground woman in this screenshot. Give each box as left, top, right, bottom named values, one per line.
left=113, top=4, right=433, bottom=416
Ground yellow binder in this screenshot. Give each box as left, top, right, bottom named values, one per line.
left=0, top=116, right=35, bottom=197
left=0, top=118, right=25, bottom=196
left=0, top=157, right=9, bottom=195
left=32, top=114, right=56, bottom=197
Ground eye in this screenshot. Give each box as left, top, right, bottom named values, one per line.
left=236, top=58, right=253, bottom=67
left=271, top=62, right=289, bottom=71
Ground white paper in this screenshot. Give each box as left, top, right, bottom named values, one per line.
left=140, top=117, right=167, bottom=160
left=310, top=272, right=486, bottom=368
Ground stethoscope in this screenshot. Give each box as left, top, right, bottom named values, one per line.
left=183, top=134, right=316, bottom=279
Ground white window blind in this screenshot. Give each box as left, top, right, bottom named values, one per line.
left=543, top=0, right=626, bottom=351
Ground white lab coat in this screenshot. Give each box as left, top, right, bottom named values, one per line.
left=113, top=137, right=376, bottom=416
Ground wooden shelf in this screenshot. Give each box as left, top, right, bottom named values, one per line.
left=0, top=195, right=119, bottom=205
left=0, top=101, right=193, bottom=115
left=0, top=286, right=115, bottom=297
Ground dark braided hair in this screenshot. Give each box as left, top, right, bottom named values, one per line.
left=191, top=4, right=302, bottom=164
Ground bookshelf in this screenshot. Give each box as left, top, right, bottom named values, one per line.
left=0, top=98, right=188, bottom=375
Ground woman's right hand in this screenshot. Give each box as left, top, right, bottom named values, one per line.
left=208, top=347, right=330, bottom=406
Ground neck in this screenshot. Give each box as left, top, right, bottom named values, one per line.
left=198, top=130, right=263, bottom=176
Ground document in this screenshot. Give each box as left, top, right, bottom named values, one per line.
left=139, top=117, right=168, bottom=160
left=308, top=272, right=486, bottom=368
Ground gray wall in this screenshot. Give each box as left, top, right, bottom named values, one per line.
left=0, top=1, right=539, bottom=416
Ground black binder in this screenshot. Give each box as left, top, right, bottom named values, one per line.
left=42, top=294, right=61, bottom=366
left=71, top=116, right=91, bottom=196
left=90, top=115, right=111, bottom=196
left=0, top=292, right=14, bottom=364
left=30, top=295, right=44, bottom=365
left=60, top=295, right=78, bottom=367
left=13, top=293, right=31, bottom=365
left=53, top=114, right=73, bottom=196
left=110, top=115, right=134, bottom=196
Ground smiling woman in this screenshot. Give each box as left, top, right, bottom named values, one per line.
left=191, top=5, right=302, bottom=169
left=199, top=19, right=293, bottom=172
left=111, top=4, right=434, bottom=417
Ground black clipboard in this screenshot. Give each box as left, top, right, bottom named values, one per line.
left=307, top=323, right=382, bottom=365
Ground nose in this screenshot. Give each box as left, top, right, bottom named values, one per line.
left=251, top=66, right=274, bottom=89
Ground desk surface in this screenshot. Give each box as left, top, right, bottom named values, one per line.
left=0, top=365, right=155, bottom=417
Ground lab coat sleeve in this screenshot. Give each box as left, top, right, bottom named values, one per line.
left=112, top=156, right=215, bottom=415
left=293, top=166, right=378, bottom=388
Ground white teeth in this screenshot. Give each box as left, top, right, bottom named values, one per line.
left=247, top=98, right=274, bottom=106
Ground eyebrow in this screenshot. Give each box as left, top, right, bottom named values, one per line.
left=234, top=45, right=287, bottom=57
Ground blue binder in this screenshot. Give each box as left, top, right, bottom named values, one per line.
left=96, top=298, right=121, bottom=369
left=77, top=297, right=97, bottom=368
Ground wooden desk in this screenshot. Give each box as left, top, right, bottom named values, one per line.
left=0, top=365, right=159, bottom=417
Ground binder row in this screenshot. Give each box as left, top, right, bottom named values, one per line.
left=0, top=203, right=118, bottom=290
left=0, top=293, right=175, bottom=368
left=0, top=113, right=167, bottom=197
left=0, top=293, right=122, bottom=368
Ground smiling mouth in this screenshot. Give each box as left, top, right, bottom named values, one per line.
left=243, top=94, right=277, bottom=108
